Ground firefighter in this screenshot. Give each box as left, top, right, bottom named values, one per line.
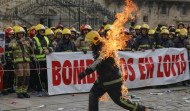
left=124, top=28, right=129, bottom=35
left=178, top=29, right=190, bottom=87
left=178, top=22, right=185, bottom=29
left=79, top=31, right=147, bottom=111
left=76, top=31, right=80, bottom=38
left=104, top=24, right=112, bottom=38
left=159, top=29, right=174, bottom=48
left=169, top=32, right=175, bottom=41
left=75, top=24, right=92, bottom=52
left=53, top=29, right=62, bottom=48
left=133, top=24, right=154, bottom=52
left=134, top=25, right=141, bottom=36
left=55, top=28, right=77, bottom=52
left=19, top=24, right=28, bottom=37
left=2, top=27, right=15, bottom=95
left=98, top=28, right=104, bottom=38
left=45, top=29, right=54, bottom=42
left=173, top=28, right=187, bottom=48
left=175, top=29, right=180, bottom=39
left=33, top=24, right=54, bottom=97
left=69, top=27, right=77, bottom=42
left=50, top=27, right=56, bottom=33
left=56, top=24, right=64, bottom=30
left=9, top=26, right=32, bottom=98
left=148, top=30, right=156, bottom=48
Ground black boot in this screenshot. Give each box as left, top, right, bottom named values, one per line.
left=17, top=93, right=24, bottom=99
left=23, top=93, right=30, bottom=98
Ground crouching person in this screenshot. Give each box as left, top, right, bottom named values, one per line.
left=9, top=26, right=33, bottom=98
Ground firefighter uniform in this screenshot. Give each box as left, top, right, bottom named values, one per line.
left=79, top=31, right=146, bottom=111
left=33, top=24, right=54, bottom=96
left=56, top=28, right=77, bottom=52
left=159, top=29, right=174, bottom=48
left=2, top=28, right=14, bottom=95
left=75, top=25, right=92, bottom=51
left=9, top=26, right=32, bottom=98
left=135, top=24, right=152, bottom=51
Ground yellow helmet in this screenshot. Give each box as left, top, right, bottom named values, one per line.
left=35, top=24, right=45, bottom=32
left=161, top=29, right=169, bottom=35
left=104, top=24, right=112, bottom=31
left=86, top=31, right=102, bottom=45
left=50, top=27, right=56, bottom=30
left=179, top=28, right=187, bottom=36
left=54, top=29, right=62, bottom=36
left=14, top=26, right=25, bottom=36
left=148, top=30, right=155, bottom=35
left=161, top=26, right=167, bottom=31
left=45, top=29, right=54, bottom=36
left=134, top=25, right=141, bottom=30
left=12, top=26, right=18, bottom=31
left=62, top=28, right=71, bottom=35
left=175, top=29, right=180, bottom=33
left=141, top=24, right=149, bottom=30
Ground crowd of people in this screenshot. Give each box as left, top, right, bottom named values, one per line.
left=1, top=21, right=190, bottom=99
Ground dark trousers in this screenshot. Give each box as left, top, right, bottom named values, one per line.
left=28, top=61, right=37, bottom=91
left=89, top=83, right=146, bottom=111
left=35, top=61, right=48, bottom=92
left=3, top=65, right=14, bottom=91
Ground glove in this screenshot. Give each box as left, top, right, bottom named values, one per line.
left=131, top=22, right=135, bottom=27
left=79, top=72, right=86, bottom=80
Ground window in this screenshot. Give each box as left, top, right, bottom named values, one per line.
left=181, top=7, right=186, bottom=15
left=143, top=16, right=148, bottom=22
left=161, top=5, right=166, bottom=14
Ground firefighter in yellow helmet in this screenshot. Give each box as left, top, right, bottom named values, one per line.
left=181, top=28, right=190, bottom=87
left=78, top=30, right=147, bottom=111
left=175, top=29, right=180, bottom=38
left=173, top=28, right=187, bottom=48
left=50, top=27, right=56, bottom=33
left=75, top=24, right=92, bottom=53
left=8, top=26, right=33, bottom=98
left=69, top=27, right=77, bottom=42
left=133, top=24, right=154, bottom=52
left=55, top=28, right=77, bottom=52
left=134, top=25, right=141, bottom=36
left=104, top=24, right=112, bottom=38
left=33, top=24, right=54, bottom=97
left=45, top=29, right=54, bottom=42
left=159, top=29, right=174, bottom=48
left=53, top=29, right=62, bottom=48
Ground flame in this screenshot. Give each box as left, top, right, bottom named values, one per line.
left=99, top=0, right=137, bottom=102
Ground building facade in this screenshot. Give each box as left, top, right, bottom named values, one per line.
left=0, top=0, right=189, bottom=31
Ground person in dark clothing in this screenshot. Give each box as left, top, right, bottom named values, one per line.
left=32, top=24, right=54, bottom=97
left=79, top=31, right=147, bottom=111
left=2, top=27, right=15, bottom=95
left=173, top=30, right=186, bottom=48
left=56, top=28, right=77, bottom=52
left=159, top=29, right=174, bottom=48
left=133, top=24, right=154, bottom=52
left=179, top=29, right=190, bottom=87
